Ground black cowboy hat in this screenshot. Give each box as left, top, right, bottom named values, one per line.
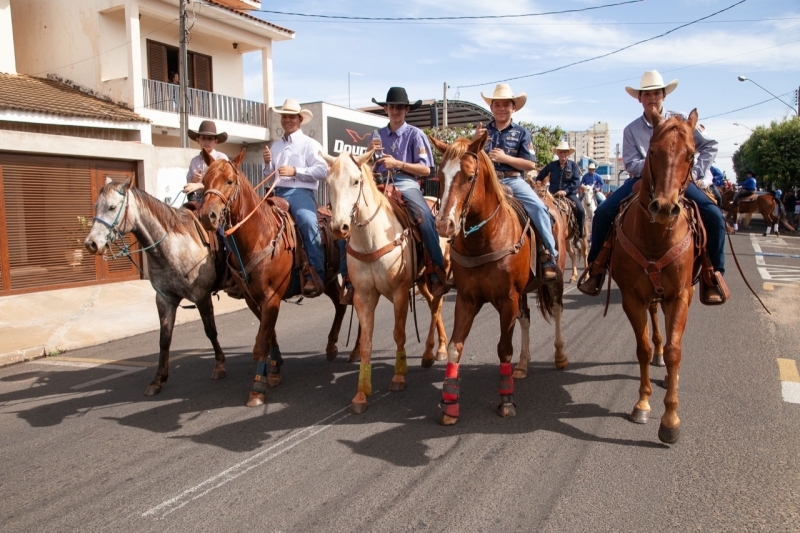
left=188, top=120, right=228, bottom=143
left=372, top=87, right=423, bottom=111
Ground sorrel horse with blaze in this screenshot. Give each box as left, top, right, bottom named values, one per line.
left=323, top=150, right=449, bottom=414
left=430, top=131, right=568, bottom=425
left=197, top=150, right=350, bottom=407
left=612, top=109, right=706, bottom=444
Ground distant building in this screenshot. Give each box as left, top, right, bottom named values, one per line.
left=566, top=122, right=611, bottom=167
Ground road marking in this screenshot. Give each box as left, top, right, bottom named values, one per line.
left=34, top=360, right=141, bottom=371
left=763, top=283, right=774, bottom=291
left=50, top=356, right=152, bottom=368
left=142, top=392, right=389, bottom=520
left=777, top=359, right=800, bottom=405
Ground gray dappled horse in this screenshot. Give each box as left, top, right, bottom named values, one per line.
left=84, top=178, right=227, bottom=396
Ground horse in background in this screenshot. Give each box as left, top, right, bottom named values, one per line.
left=84, top=178, right=227, bottom=396
left=721, top=188, right=795, bottom=235
left=430, top=131, right=567, bottom=425
left=578, top=184, right=597, bottom=240
left=323, top=150, right=449, bottom=414
left=532, top=178, right=588, bottom=283
left=197, top=150, right=351, bottom=407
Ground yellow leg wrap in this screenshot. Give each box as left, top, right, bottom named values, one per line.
left=358, top=363, right=373, bottom=396
left=395, top=350, right=408, bottom=376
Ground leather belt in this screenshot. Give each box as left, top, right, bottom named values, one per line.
left=496, top=171, right=522, bottom=178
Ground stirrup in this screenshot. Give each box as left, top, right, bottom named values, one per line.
left=577, top=266, right=605, bottom=296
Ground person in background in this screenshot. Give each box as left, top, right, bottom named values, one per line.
left=184, top=120, right=229, bottom=203
left=581, top=162, right=606, bottom=204
left=537, top=141, right=586, bottom=239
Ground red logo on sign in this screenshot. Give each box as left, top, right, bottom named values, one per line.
left=345, top=129, right=370, bottom=143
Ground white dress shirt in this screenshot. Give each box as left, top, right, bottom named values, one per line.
left=186, top=149, right=229, bottom=183
left=263, top=129, right=328, bottom=191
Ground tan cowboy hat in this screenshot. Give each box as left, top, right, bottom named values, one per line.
left=272, top=98, right=313, bottom=122
left=625, top=70, right=679, bottom=99
left=481, top=83, right=527, bottom=111
left=588, top=162, right=597, bottom=170
left=188, top=120, right=228, bottom=143
left=551, top=140, right=575, bottom=155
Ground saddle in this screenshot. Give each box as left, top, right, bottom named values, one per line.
left=552, top=195, right=580, bottom=241
left=181, top=206, right=228, bottom=293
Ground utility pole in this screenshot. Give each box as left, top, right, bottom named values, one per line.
left=442, top=82, right=448, bottom=128
left=179, top=0, right=189, bottom=148
left=615, top=143, right=621, bottom=187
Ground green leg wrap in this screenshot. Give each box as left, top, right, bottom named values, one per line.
left=395, top=350, right=408, bottom=376
left=358, top=363, right=373, bottom=396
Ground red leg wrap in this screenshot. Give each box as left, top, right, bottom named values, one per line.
left=445, top=362, right=459, bottom=379
left=499, top=362, right=514, bottom=395
left=441, top=401, right=460, bottom=418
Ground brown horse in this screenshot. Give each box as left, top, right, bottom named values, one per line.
left=720, top=189, right=794, bottom=235
left=196, top=149, right=350, bottom=407
left=612, top=109, right=706, bottom=444
left=430, top=131, right=568, bottom=425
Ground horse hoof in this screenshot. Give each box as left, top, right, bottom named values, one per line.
left=497, top=403, right=517, bottom=418
left=421, top=357, right=434, bottom=369
left=439, top=413, right=458, bottom=426
left=512, top=368, right=528, bottom=379
left=347, top=351, right=359, bottom=364
left=325, top=347, right=338, bottom=362
left=658, top=422, right=680, bottom=444
left=630, top=408, right=650, bottom=424
left=554, top=357, right=569, bottom=370
left=435, top=351, right=447, bottom=361
left=388, top=380, right=406, bottom=392
left=267, top=374, right=281, bottom=388
left=210, top=369, right=226, bottom=380
left=246, top=392, right=265, bottom=407
left=568, top=277, right=577, bottom=284
left=349, top=401, right=368, bottom=414
left=651, top=354, right=665, bottom=367
left=143, top=384, right=162, bottom=396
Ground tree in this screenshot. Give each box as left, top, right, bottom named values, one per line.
left=732, top=117, right=800, bottom=191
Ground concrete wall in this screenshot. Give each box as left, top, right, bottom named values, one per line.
left=0, top=0, right=17, bottom=74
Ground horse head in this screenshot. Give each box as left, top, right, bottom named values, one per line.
left=429, top=129, right=492, bottom=238
left=321, top=149, right=375, bottom=239
left=532, top=175, right=550, bottom=200
left=198, top=148, right=247, bottom=231
left=643, top=109, right=698, bottom=224
left=85, top=177, right=135, bottom=254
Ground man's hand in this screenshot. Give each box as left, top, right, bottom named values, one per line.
left=554, top=190, right=566, bottom=198
left=262, top=146, right=272, bottom=164
left=277, top=166, right=296, bottom=177
left=183, top=182, right=204, bottom=194
left=377, top=155, right=403, bottom=171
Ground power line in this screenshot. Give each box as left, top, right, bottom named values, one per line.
left=456, top=0, right=748, bottom=89
left=232, top=0, right=643, bottom=20
left=248, top=16, right=800, bottom=26
left=701, top=91, right=796, bottom=120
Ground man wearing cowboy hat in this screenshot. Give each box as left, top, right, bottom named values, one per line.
left=480, top=83, right=559, bottom=281
left=581, top=162, right=606, bottom=204
left=365, top=86, right=449, bottom=297
left=536, top=140, right=586, bottom=238
left=578, top=70, right=726, bottom=303
left=184, top=120, right=229, bottom=202
left=263, top=98, right=332, bottom=296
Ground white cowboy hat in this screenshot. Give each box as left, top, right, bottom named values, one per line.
left=588, top=162, right=597, bottom=170
left=272, top=98, right=313, bottom=122
left=625, top=70, right=679, bottom=99
left=551, top=140, right=576, bottom=155
left=481, top=83, right=527, bottom=111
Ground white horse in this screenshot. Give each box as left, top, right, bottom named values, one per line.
left=323, top=150, right=449, bottom=414
left=579, top=184, right=597, bottom=239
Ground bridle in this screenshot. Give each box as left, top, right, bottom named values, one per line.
left=639, top=146, right=694, bottom=228
left=452, top=150, right=501, bottom=237
left=202, top=160, right=242, bottom=234
left=92, top=184, right=131, bottom=244
left=347, top=153, right=381, bottom=228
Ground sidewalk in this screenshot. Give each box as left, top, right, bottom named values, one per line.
left=0, top=280, right=249, bottom=367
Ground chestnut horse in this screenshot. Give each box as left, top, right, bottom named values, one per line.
left=196, top=150, right=349, bottom=407
left=612, top=109, right=706, bottom=444
left=322, top=150, right=449, bottom=413
left=720, top=189, right=794, bottom=235
left=430, top=131, right=568, bottom=425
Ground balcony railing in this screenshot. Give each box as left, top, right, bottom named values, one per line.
left=142, top=79, right=268, bottom=127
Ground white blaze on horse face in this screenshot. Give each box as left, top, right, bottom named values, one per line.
left=438, top=159, right=461, bottom=226
left=327, top=156, right=361, bottom=233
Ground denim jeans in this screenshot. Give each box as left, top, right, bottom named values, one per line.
left=392, top=176, right=445, bottom=271
left=499, top=177, right=558, bottom=259
left=275, top=187, right=325, bottom=277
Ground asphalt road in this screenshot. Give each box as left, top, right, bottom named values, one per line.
left=2, top=223, right=799, bottom=533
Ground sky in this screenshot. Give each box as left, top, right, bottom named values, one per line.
left=241, top=0, right=800, bottom=181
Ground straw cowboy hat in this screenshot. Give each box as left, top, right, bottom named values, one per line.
left=625, top=70, right=679, bottom=99
left=481, top=83, right=527, bottom=110
left=371, top=87, right=423, bottom=111
left=188, top=120, right=228, bottom=143
left=588, top=162, right=597, bottom=170
left=272, top=98, right=314, bottom=122
left=551, top=140, right=576, bottom=155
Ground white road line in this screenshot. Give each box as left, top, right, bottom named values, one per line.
left=142, top=393, right=388, bottom=520
left=781, top=382, right=800, bottom=404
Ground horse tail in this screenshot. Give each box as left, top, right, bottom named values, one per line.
left=535, top=283, right=556, bottom=322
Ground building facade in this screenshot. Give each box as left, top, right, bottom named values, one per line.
left=567, top=121, right=611, bottom=166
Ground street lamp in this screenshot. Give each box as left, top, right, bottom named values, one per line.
left=737, top=75, right=798, bottom=115
left=348, top=72, right=363, bottom=109
left=733, top=122, right=753, bottom=132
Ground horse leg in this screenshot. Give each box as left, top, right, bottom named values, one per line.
left=267, top=329, right=282, bottom=388
left=658, top=296, right=690, bottom=444
left=351, top=288, right=380, bottom=414
left=323, top=281, right=347, bottom=361
left=496, top=297, right=519, bottom=418
left=145, top=295, right=177, bottom=396
left=440, top=297, right=481, bottom=426
left=514, top=294, right=531, bottom=379
left=621, top=298, right=653, bottom=424
left=418, top=284, right=447, bottom=368
left=388, top=287, right=410, bottom=392
left=348, top=323, right=362, bottom=363
left=649, top=302, right=664, bottom=367
left=195, top=294, right=226, bottom=380
left=552, top=298, right=568, bottom=370
left=568, top=244, right=578, bottom=283
left=247, top=299, right=281, bottom=407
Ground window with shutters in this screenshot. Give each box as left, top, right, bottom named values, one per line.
left=146, top=40, right=212, bottom=91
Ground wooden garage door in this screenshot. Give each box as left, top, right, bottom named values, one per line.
left=0, top=154, right=141, bottom=294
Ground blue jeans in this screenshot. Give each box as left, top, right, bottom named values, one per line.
left=500, top=177, right=558, bottom=259
left=275, top=187, right=325, bottom=278
left=393, top=176, right=445, bottom=271
left=587, top=177, right=725, bottom=274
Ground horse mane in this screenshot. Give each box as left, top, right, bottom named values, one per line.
left=331, top=154, right=392, bottom=213
left=650, top=115, right=693, bottom=145
left=104, top=182, right=192, bottom=235
left=446, top=137, right=510, bottom=211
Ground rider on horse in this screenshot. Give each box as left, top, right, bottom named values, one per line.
left=480, top=83, right=559, bottom=281
left=732, top=173, right=758, bottom=207
left=537, top=141, right=586, bottom=239
left=184, top=120, right=229, bottom=203
left=578, top=70, right=727, bottom=303
left=581, top=162, right=606, bottom=204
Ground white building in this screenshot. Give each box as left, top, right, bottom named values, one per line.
left=567, top=122, right=611, bottom=165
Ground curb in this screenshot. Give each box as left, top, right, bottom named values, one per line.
left=0, top=345, right=47, bottom=367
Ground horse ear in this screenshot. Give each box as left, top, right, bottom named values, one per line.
left=468, top=128, right=489, bottom=153
left=201, top=148, right=214, bottom=167
left=688, top=108, right=699, bottom=131
left=428, top=134, right=449, bottom=154
left=105, top=177, right=113, bottom=185
left=320, top=152, right=337, bottom=166
left=232, top=148, right=246, bottom=168
left=355, top=148, right=375, bottom=167
left=116, top=178, right=132, bottom=194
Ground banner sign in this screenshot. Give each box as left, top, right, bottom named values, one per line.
left=327, top=116, right=383, bottom=156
